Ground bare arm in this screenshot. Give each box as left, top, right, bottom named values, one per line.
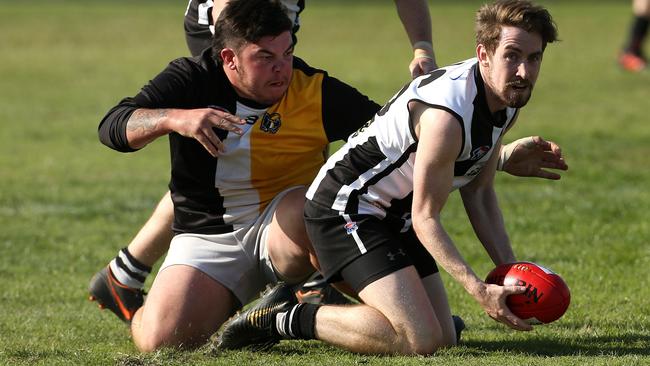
left=393, top=0, right=437, bottom=77
left=410, top=103, right=531, bottom=331
left=459, top=136, right=515, bottom=266
left=125, top=108, right=244, bottom=156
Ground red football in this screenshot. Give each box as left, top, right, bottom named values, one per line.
left=485, top=262, right=570, bottom=324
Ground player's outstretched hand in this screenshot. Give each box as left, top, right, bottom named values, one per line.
left=501, top=136, right=569, bottom=180
left=477, top=283, right=533, bottom=331
left=167, top=108, right=245, bottom=157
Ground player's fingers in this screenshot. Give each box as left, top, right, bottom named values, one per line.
left=212, top=117, right=244, bottom=135
left=539, top=159, right=569, bottom=171
left=502, top=312, right=534, bottom=331
left=410, top=64, right=424, bottom=79
left=419, top=58, right=437, bottom=74
left=194, top=133, right=220, bottom=157
left=203, top=128, right=226, bottom=154
left=543, top=138, right=563, bottom=156
left=533, top=169, right=562, bottom=180
left=504, top=285, right=528, bottom=295
left=539, top=152, right=569, bottom=167
left=209, top=111, right=245, bottom=133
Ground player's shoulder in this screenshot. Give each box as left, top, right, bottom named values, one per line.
left=292, top=56, right=326, bottom=77
left=409, top=58, right=479, bottom=108
left=417, top=58, right=477, bottom=90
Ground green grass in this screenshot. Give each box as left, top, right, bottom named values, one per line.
left=1, top=0, right=649, bottom=365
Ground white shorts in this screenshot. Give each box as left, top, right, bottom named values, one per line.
left=159, top=186, right=302, bottom=305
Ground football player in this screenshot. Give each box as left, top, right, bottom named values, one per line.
left=217, top=0, right=560, bottom=355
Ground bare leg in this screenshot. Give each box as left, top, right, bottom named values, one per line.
left=314, top=266, right=450, bottom=355
left=266, top=187, right=316, bottom=283
left=127, top=191, right=175, bottom=267
left=421, top=272, right=457, bottom=346
left=131, top=264, right=238, bottom=352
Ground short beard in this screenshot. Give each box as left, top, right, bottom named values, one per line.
left=503, top=83, right=533, bottom=108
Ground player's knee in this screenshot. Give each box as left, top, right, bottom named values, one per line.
left=131, top=312, right=196, bottom=352
left=133, top=327, right=169, bottom=353
left=395, top=322, right=445, bottom=355
left=406, top=330, right=444, bottom=355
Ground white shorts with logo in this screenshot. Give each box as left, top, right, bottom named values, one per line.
left=159, top=186, right=302, bottom=305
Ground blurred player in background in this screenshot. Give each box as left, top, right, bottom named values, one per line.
left=185, top=0, right=438, bottom=76
left=619, top=0, right=649, bottom=72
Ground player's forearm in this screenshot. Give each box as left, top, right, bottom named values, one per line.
left=460, top=185, right=515, bottom=265
left=412, top=216, right=485, bottom=298
left=394, top=0, right=434, bottom=51
left=125, top=108, right=174, bottom=150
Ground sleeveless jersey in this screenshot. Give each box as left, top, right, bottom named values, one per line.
left=306, top=58, right=518, bottom=219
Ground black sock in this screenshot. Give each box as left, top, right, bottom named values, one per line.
left=275, top=303, right=319, bottom=340
left=625, top=16, right=649, bottom=56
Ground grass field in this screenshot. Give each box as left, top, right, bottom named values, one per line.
left=1, top=0, right=649, bottom=365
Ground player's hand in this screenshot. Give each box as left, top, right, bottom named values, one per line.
left=476, top=283, right=533, bottom=331
left=167, top=108, right=245, bottom=157
left=501, top=136, right=568, bottom=180
left=409, top=55, right=438, bottom=78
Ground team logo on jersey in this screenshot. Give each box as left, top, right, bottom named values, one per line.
left=260, top=112, right=281, bottom=134
left=469, top=145, right=491, bottom=160
left=344, top=221, right=358, bottom=234
left=244, top=115, right=259, bottom=125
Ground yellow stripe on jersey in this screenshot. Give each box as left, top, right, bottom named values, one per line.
left=250, top=68, right=330, bottom=213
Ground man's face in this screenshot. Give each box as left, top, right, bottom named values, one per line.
left=480, top=26, right=544, bottom=109
left=230, top=31, right=294, bottom=105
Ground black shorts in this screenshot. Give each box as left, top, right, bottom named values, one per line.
left=304, top=201, right=438, bottom=293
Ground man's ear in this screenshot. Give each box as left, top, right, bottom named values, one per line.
left=220, top=48, right=237, bottom=70
left=476, top=44, right=490, bottom=67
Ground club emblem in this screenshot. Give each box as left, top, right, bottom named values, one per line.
left=260, top=112, right=281, bottom=134
left=344, top=222, right=358, bottom=234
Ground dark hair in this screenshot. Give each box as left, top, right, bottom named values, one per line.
left=212, top=0, right=293, bottom=63
left=476, top=0, right=558, bottom=53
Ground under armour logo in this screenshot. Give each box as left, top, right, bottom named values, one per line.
left=387, top=249, right=406, bottom=261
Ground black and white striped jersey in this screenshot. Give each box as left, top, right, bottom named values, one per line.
left=184, top=0, right=304, bottom=39
left=306, top=58, right=518, bottom=219
left=184, top=0, right=305, bottom=56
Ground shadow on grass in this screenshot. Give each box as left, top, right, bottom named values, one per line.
left=464, top=333, right=650, bottom=357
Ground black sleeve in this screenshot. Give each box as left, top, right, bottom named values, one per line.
left=97, top=58, right=201, bottom=152
left=321, top=75, right=381, bottom=142
left=97, top=98, right=139, bottom=152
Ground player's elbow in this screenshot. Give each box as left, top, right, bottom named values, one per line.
left=411, top=212, right=438, bottom=236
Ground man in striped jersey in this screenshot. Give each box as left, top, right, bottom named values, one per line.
left=220, top=0, right=560, bottom=355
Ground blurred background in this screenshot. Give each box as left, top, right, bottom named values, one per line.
left=0, top=1, right=648, bottom=365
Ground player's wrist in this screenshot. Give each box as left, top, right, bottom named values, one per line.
left=412, top=41, right=435, bottom=60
